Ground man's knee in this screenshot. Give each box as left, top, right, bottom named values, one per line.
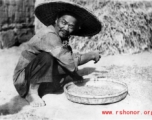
left=38, top=52, right=54, bottom=65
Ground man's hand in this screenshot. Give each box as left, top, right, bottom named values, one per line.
left=91, top=51, right=101, bottom=63
left=78, top=51, right=101, bottom=66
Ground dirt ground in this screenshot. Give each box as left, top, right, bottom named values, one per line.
left=0, top=46, right=152, bottom=120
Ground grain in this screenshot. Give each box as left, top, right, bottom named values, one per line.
left=68, top=83, right=124, bottom=96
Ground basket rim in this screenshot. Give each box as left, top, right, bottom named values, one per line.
left=64, top=79, right=128, bottom=99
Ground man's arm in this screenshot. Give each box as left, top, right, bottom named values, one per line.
left=30, top=32, right=77, bottom=72
left=77, top=51, right=101, bottom=66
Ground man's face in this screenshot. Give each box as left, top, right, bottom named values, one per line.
left=54, top=14, right=78, bottom=39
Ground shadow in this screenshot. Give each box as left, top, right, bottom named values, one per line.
left=91, top=70, right=109, bottom=78
left=94, top=70, right=109, bottom=74
left=53, top=89, right=64, bottom=94
left=0, top=96, right=28, bottom=115
left=78, top=67, right=96, bottom=76
left=40, top=89, right=64, bottom=97
left=39, top=83, right=65, bottom=97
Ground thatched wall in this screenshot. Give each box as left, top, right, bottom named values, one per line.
left=0, top=0, right=35, bottom=48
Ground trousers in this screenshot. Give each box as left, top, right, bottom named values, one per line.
left=24, top=52, right=70, bottom=96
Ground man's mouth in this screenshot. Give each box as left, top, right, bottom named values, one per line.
left=60, top=30, right=68, bottom=37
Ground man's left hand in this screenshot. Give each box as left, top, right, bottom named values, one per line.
left=92, top=51, right=101, bottom=63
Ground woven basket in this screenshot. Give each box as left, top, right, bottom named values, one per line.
left=64, top=79, right=128, bottom=104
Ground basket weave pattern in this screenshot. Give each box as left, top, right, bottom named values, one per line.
left=64, top=79, right=128, bottom=104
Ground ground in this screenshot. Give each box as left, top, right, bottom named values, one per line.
left=0, top=46, right=152, bottom=120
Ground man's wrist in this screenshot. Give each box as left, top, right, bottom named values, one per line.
left=88, top=52, right=95, bottom=61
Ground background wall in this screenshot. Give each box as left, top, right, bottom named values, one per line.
left=0, top=0, right=35, bottom=48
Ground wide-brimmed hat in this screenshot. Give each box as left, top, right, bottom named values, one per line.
left=35, top=1, right=102, bottom=36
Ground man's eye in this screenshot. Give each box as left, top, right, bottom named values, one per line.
left=61, top=20, right=66, bottom=25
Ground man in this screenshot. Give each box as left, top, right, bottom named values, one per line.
left=13, top=1, right=102, bottom=107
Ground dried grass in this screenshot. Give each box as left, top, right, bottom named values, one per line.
left=69, top=0, right=152, bottom=55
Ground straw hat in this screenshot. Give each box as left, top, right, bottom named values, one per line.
left=35, top=1, right=102, bottom=36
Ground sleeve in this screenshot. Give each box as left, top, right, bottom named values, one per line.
left=73, top=52, right=82, bottom=67
left=55, top=46, right=77, bottom=72
left=30, top=32, right=77, bottom=72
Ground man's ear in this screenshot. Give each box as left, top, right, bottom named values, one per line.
left=55, top=18, right=59, bottom=24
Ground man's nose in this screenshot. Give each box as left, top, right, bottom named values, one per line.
left=64, top=25, right=69, bottom=31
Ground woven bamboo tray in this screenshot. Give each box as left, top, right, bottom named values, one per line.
left=64, top=78, right=128, bottom=104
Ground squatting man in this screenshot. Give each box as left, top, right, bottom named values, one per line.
left=13, top=1, right=102, bottom=107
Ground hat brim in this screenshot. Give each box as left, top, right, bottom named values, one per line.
left=35, top=1, right=102, bottom=36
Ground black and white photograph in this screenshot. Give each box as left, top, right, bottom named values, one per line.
left=0, top=0, right=152, bottom=119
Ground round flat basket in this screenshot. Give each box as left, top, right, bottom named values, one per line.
left=64, top=78, right=128, bottom=104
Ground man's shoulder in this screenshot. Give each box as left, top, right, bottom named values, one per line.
left=43, top=32, right=62, bottom=46
left=36, top=25, right=56, bottom=35
left=28, top=26, right=57, bottom=42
